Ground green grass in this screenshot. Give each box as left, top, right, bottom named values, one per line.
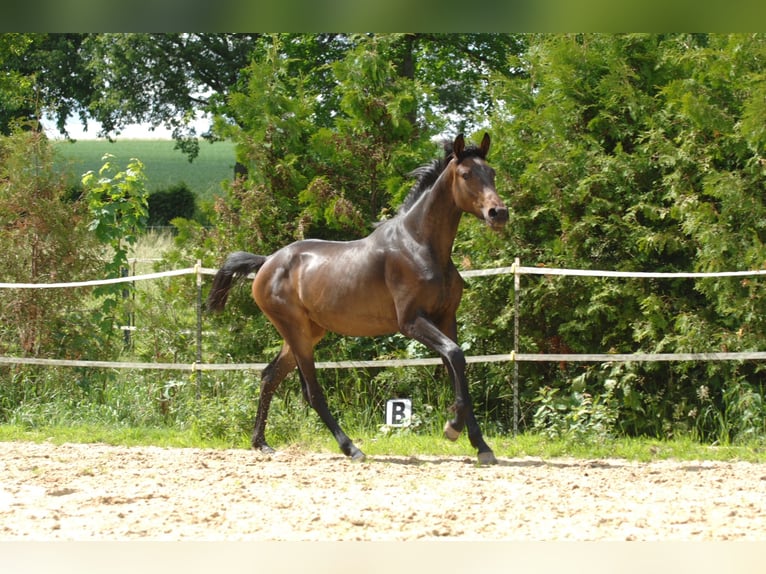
left=2, top=423, right=764, bottom=463
left=53, top=139, right=236, bottom=202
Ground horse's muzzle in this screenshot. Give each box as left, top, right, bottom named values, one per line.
left=486, top=206, right=509, bottom=228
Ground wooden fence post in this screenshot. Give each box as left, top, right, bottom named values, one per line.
left=195, top=260, right=203, bottom=399
left=513, top=257, right=520, bottom=436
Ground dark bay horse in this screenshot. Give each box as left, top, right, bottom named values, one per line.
left=207, top=133, right=508, bottom=464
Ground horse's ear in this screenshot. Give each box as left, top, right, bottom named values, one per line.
left=453, top=134, right=465, bottom=159
left=480, top=132, right=490, bottom=157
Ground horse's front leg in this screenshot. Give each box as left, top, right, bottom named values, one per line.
left=401, top=315, right=497, bottom=465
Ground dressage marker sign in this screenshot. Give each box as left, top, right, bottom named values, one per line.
left=385, top=398, right=412, bottom=427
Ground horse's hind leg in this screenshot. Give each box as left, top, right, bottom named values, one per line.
left=298, top=359, right=366, bottom=461
left=287, top=338, right=365, bottom=461
left=251, top=345, right=296, bottom=453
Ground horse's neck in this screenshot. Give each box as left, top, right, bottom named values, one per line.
left=402, top=173, right=461, bottom=265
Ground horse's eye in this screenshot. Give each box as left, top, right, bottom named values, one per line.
left=461, top=171, right=471, bottom=180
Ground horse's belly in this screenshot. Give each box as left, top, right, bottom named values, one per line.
left=310, top=300, right=400, bottom=337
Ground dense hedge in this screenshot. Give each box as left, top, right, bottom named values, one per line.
left=147, top=183, right=196, bottom=227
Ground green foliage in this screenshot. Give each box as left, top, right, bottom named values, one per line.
left=488, top=33, right=766, bottom=442
left=81, top=153, right=150, bottom=347
left=201, top=32, right=436, bottom=269
left=209, top=36, right=315, bottom=254
left=23, top=34, right=524, bottom=158
left=83, top=153, right=149, bottom=274
left=147, top=182, right=196, bottom=227
left=0, top=35, right=36, bottom=131
left=5, top=34, right=766, bottom=450
left=0, top=34, right=94, bottom=136
left=532, top=376, right=619, bottom=444
left=0, top=128, right=104, bottom=358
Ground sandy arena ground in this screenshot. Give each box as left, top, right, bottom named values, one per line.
left=1, top=440, right=765, bottom=541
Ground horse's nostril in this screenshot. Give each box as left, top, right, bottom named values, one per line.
left=489, top=207, right=509, bottom=223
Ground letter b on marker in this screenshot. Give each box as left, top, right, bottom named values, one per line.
left=386, top=399, right=412, bottom=426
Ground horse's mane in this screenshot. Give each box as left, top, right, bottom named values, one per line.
left=394, top=137, right=488, bottom=217
left=397, top=157, right=448, bottom=214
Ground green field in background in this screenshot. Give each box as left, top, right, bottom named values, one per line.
left=53, top=139, right=237, bottom=202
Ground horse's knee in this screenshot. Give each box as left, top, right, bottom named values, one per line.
left=262, top=354, right=283, bottom=383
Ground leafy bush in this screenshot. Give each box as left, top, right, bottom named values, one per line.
left=489, top=33, right=766, bottom=442
left=147, top=182, right=196, bottom=227
left=82, top=152, right=149, bottom=340
left=0, top=128, right=103, bottom=358
left=532, top=379, right=619, bottom=444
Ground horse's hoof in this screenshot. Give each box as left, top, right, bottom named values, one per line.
left=350, top=449, right=366, bottom=462
left=443, top=421, right=461, bottom=441
left=477, top=451, right=498, bottom=465
left=253, top=444, right=276, bottom=455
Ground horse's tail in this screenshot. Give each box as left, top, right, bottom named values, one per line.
left=206, top=251, right=268, bottom=312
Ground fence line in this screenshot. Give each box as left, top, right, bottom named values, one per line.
left=6, top=262, right=766, bottom=289
left=3, top=261, right=766, bottom=373
left=4, top=351, right=766, bottom=373
left=513, top=265, right=766, bottom=279
left=0, top=353, right=506, bottom=372
left=4, top=259, right=766, bottom=432
left=0, top=264, right=766, bottom=372
left=3, top=263, right=765, bottom=369
left=0, top=267, right=199, bottom=289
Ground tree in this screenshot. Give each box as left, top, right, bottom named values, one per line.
left=409, top=33, right=528, bottom=132
left=204, top=34, right=432, bottom=256
left=81, top=33, right=261, bottom=158
left=0, top=34, right=34, bottom=131
left=0, top=128, right=103, bottom=358
left=488, top=33, right=766, bottom=440
left=0, top=34, right=95, bottom=135
left=2, top=34, right=526, bottom=157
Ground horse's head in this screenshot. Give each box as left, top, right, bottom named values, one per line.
left=449, top=133, right=508, bottom=230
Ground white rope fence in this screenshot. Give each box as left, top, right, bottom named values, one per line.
left=513, top=265, right=766, bottom=279
left=2, top=260, right=766, bottom=372
left=461, top=264, right=766, bottom=279
left=0, top=267, right=200, bottom=289
left=2, top=351, right=766, bottom=373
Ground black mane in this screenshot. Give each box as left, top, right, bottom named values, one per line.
left=397, top=157, right=448, bottom=214
left=395, top=137, right=488, bottom=216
